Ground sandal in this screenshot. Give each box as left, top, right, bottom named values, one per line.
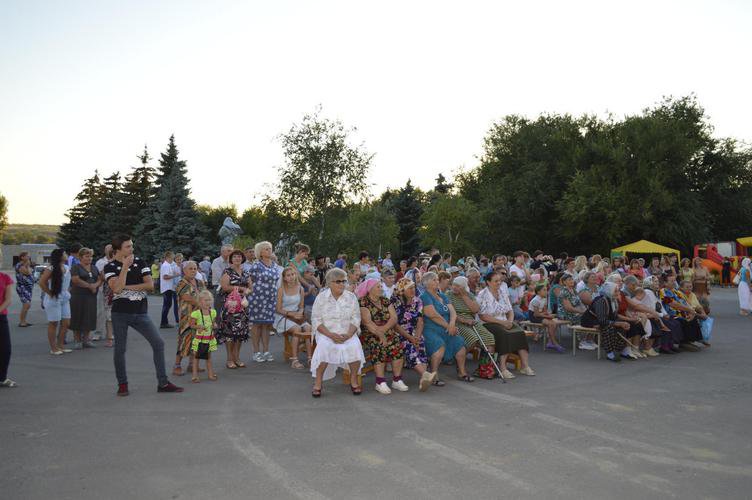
left=104, top=339, right=113, bottom=348
left=208, top=374, right=218, bottom=381
left=312, top=387, right=322, bottom=398
left=432, top=379, right=446, bottom=387
left=290, top=358, right=305, bottom=370
left=18, top=323, right=31, bottom=328
left=457, top=374, right=475, bottom=383
left=172, top=365, right=183, bottom=376
left=226, top=362, right=237, bottom=369
left=350, top=385, right=362, bottom=395
left=235, top=361, right=246, bottom=368
left=192, top=377, right=200, bottom=383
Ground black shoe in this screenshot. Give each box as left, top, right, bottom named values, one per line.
left=160, top=324, right=174, bottom=329
left=157, top=382, right=184, bottom=393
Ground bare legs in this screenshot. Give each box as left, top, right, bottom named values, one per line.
left=313, top=360, right=362, bottom=392
left=47, top=319, right=69, bottom=352
left=19, top=302, right=30, bottom=326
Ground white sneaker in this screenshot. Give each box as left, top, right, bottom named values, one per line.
left=375, top=382, right=392, bottom=395
left=263, top=351, right=274, bottom=362
left=253, top=352, right=265, bottom=363
left=50, top=350, right=63, bottom=356
left=91, top=334, right=102, bottom=341
left=578, top=341, right=588, bottom=350
left=691, top=341, right=705, bottom=349
left=419, top=372, right=433, bottom=392
left=519, top=366, right=536, bottom=376
left=60, top=348, right=72, bottom=353
left=391, top=380, right=409, bottom=392
left=583, top=341, right=597, bottom=350
left=501, top=369, right=516, bottom=380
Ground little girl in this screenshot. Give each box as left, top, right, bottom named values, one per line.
left=190, top=290, right=218, bottom=382
left=529, top=284, right=567, bottom=353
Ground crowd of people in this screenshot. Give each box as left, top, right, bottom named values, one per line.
left=0, top=236, right=744, bottom=397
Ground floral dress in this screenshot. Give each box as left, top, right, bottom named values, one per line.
left=247, top=260, right=280, bottom=324
left=218, top=267, right=250, bottom=343
left=358, top=295, right=404, bottom=364
left=556, top=287, right=583, bottom=324
left=176, top=278, right=205, bottom=356
left=390, top=295, right=428, bottom=368
left=14, top=262, right=34, bottom=303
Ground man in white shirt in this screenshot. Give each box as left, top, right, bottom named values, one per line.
left=199, top=256, right=211, bottom=282
left=93, top=244, right=113, bottom=340
left=159, top=251, right=178, bottom=328
left=211, top=245, right=233, bottom=311
left=381, top=268, right=395, bottom=299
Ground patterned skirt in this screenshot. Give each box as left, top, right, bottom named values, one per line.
left=362, top=329, right=404, bottom=364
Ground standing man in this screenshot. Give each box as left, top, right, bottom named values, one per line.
left=93, top=244, right=113, bottom=340
left=103, top=234, right=182, bottom=396
left=14, top=252, right=34, bottom=328
left=242, top=246, right=256, bottom=273
left=159, top=251, right=178, bottom=328
left=67, top=243, right=82, bottom=268
left=211, top=244, right=233, bottom=311
left=199, top=256, right=212, bottom=284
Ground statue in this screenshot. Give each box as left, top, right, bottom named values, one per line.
left=218, top=217, right=243, bottom=245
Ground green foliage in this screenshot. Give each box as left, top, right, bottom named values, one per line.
left=0, top=192, right=7, bottom=240
left=58, top=171, right=104, bottom=251
left=388, top=180, right=425, bottom=258
left=421, top=194, right=479, bottom=258
left=273, top=106, right=373, bottom=243
left=121, top=146, right=157, bottom=236
left=1, top=224, right=58, bottom=244
left=197, top=204, right=240, bottom=246
left=335, top=203, right=398, bottom=258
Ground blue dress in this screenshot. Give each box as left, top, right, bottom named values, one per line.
left=420, top=291, right=465, bottom=363
left=247, top=260, right=280, bottom=324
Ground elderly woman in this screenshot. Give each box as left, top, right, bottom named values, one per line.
left=616, top=275, right=651, bottom=359
left=679, top=280, right=712, bottom=346
left=466, top=268, right=481, bottom=295
left=738, top=258, right=751, bottom=315
left=446, top=276, right=496, bottom=355
left=275, top=266, right=312, bottom=370
left=557, top=273, right=585, bottom=325
left=247, top=241, right=281, bottom=363
left=691, top=257, right=711, bottom=311
left=660, top=273, right=703, bottom=351
left=477, top=270, right=534, bottom=379
left=390, top=278, right=437, bottom=391
left=580, top=282, right=630, bottom=362
left=218, top=250, right=252, bottom=368
left=174, top=260, right=206, bottom=375
left=310, top=268, right=366, bottom=397
left=70, top=248, right=102, bottom=350
left=420, top=272, right=474, bottom=383
left=357, top=278, right=407, bottom=394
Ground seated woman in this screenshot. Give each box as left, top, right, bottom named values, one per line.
left=420, top=272, right=474, bottom=384
left=556, top=273, right=585, bottom=325
left=576, top=271, right=600, bottom=350
left=310, top=268, right=366, bottom=397
left=627, top=259, right=645, bottom=280
left=274, top=267, right=313, bottom=370
left=437, top=271, right=451, bottom=293
left=446, top=276, right=496, bottom=357
left=659, top=273, right=703, bottom=352
left=357, top=278, right=407, bottom=395
left=346, top=268, right=360, bottom=293
left=391, top=278, right=437, bottom=391
left=507, top=275, right=527, bottom=321
left=580, top=282, right=630, bottom=362
left=477, top=270, right=534, bottom=379
left=528, top=284, right=567, bottom=353
left=639, top=276, right=674, bottom=354
left=679, top=280, right=712, bottom=347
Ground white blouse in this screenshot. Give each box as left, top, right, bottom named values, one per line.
left=311, top=288, right=361, bottom=335
left=477, top=284, right=513, bottom=320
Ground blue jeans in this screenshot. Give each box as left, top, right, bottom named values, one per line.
left=112, top=312, right=168, bottom=386
left=161, top=290, right=178, bottom=326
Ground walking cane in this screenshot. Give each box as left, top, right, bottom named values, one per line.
left=472, top=324, right=506, bottom=383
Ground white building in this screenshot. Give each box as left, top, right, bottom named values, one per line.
left=1, top=243, right=58, bottom=270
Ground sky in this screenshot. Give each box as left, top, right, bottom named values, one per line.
left=1, top=0, right=751, bottom=225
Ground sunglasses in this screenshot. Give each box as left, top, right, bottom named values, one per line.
left=332, top=279, right=347, bottom=284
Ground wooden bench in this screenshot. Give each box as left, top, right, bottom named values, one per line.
left=569, top=325, right=601, bottom=359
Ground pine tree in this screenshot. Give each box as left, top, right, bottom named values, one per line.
left=91, top=171, right=125, bottom=252
left=58, top=171, right=104, bottom=250
left=136, top=135, right=210, bottom=260
left=391, top=180, right=425, bottom=258
left=122, top=146, right=156, bottom=236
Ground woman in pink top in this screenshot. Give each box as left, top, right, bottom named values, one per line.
left=0, top=271, right=17, bottom=387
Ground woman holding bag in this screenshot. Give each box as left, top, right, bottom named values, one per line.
left=218, top=250, right=252, bottom=369
left=737, top=258, right=751, bottom=316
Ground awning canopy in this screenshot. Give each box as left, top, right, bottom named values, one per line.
left=736, top=237, right=752, bottom=247
left=611, top=239, right=680, bottom=258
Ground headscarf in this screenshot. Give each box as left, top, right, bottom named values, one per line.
left=598, top=281, right=619, bottom=313
left=742, top=258, right=751, bottom=270
left=355, top=278, right=380, bottom=299
left=452, top=276, right=470, bottom=294
left=642, top=276, right=654, bottom=289
left=365, top=270, right=381, bottom=281
left=395, top=277, right=415, bottom=297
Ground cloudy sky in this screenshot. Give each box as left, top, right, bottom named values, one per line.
left=2, top=0, right=750, bottom=225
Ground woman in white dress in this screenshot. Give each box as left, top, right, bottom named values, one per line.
left=738, top=258, right=751, bottom=315
left=310, top=268, right=366, bottom=397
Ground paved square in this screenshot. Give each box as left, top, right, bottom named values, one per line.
left=2, top=288, right=750, bottom=499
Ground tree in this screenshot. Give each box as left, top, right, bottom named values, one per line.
left=434, top=173, right=453, bottom=194
left=0, top=192, right=7, bottom=241
left=238, top=206, right=266, bottom=240
left=335, top=203, right=399, bottom=258
left=274, top=106, right=373, bottom=243
left=136, top=136, right=210, bottom=260
left=390, top=180, right=425, bottom=257
left=58, top=171, right=103, bottom=250
left=197, top=204, right=239, bottom=246
left=421, top=194, right=479, bottom=257
left=121, top=146, right=157, bottom=236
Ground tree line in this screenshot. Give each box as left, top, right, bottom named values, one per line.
left=54, top=96, right=752, bottom=261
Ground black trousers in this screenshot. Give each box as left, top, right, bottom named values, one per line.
left=161, top=290, right=178, bottom=325
left=0, top=315, right=11, bottom=381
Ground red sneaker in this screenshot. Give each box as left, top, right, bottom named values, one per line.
left=117, top=383, right=129, bottom=397
left=157, top=382, right=184, bottom=393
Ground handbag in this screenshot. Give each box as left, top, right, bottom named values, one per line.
left=195, top=312, right=212, bottom=360
left=700, top=317, right=714, bottom=342
left=224, top=287, right=244, bottom=314
left=733, top=272, right=741, bottom=285
left=475, top=353, right=496, bottom=379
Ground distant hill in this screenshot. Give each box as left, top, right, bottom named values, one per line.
left=1, top=224, right=59, bottom=245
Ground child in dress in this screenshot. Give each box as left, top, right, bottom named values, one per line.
left=529, top=284, right=567, bottom=353
left=190, top=290, right=218, bottom=382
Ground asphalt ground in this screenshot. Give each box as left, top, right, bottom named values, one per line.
left=1, top=287, right=751, bottom=500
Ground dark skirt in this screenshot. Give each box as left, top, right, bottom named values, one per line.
left=678, top=318, right=702, bottom=343
left=484, top=322, right=529, bottom=354
left=70, top=292, right=97, bottom=331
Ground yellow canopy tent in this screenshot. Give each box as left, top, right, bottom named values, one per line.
left=611, top=240, right=680, bottom=259
left=736, top=237, right=752, bottom=247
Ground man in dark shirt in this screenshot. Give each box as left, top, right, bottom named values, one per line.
left=104, top=234, right=183, bottom=396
